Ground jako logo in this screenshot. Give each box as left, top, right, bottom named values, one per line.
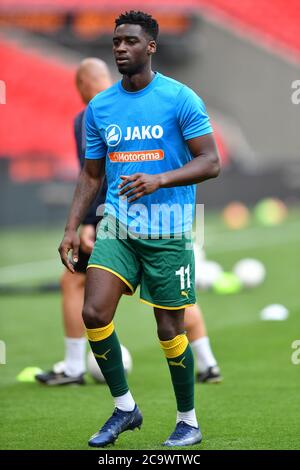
left=125, top=125, right=163, bottom=141
left=105, top=124, right=122, bottom=146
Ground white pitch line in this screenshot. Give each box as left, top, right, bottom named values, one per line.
left=0, top=259, right=62, bottom=284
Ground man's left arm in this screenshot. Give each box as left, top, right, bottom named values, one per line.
left=118, top=132, right=220, bottom=202
left=160, top=132, right=220, bottom=187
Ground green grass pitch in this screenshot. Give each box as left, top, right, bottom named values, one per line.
left=0, top=211, right=300, bottom=450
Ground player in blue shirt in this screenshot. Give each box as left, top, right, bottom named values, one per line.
left=59, top=11, right=220, bottom=447
left=37, top=58, right=221, bottom=387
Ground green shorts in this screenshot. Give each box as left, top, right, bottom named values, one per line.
left=88, top=216, right=196, bottom=310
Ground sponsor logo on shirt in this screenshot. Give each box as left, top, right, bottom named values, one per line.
left=109, top=150, right=164, bottom=162
left=105, top=124, right=122, bottom=146
left=124, top=125, right=163, bottom=141
left=105, top=125, right=164, bottom=146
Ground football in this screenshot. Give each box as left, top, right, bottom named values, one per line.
left=233, top=258, right=266, bottom=288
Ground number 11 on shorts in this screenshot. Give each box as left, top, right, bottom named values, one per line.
left=175, top=265, right=191, bottom=290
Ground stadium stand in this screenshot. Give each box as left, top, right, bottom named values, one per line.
left=0, top=38, right=82, bottom=181
left=1, top=1, right=299, bottom=57
left=196, top=0, right=300, bottom=58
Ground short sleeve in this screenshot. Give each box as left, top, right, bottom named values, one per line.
left=85, top=102, right=107, bottom=159
left=177, top=86, right=213, bottom=140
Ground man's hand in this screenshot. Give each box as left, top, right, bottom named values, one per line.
left=118, top=173, right=161, bottom=203
left=80, top=224, right=96, bottom=254
left=58, top=230, right=80, bottom=273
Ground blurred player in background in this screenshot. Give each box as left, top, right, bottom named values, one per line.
left=36, top=57, right=221, bottom=387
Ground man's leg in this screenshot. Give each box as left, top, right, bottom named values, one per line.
left=185, top=304, right=206, bottom=341
left=154, top=308, right=201, bottom=446
left=61, top=270, right=86, bottom=377
left=83, top=267, right=142, bottom=447
left=35, top=269, right=86, bottom=385
left=59, top=227, right=97, bottom=379
left=61, top=270, right=86, bottom=338
left=185, top=304, right=222, bottom=383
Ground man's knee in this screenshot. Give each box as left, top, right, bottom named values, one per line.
left=82, top=302, right=113, bottom=329
left=157, top=325, right=175, bottom=340
left=157, top=324, right=183, bottom=340
left=155, top=310, right=185, bottom=341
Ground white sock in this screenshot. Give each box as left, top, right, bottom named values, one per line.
left=114, top=391, right=135, bottom=412
left=64, top=337, right=86, bottom=377
left=176, top=409, right=198, bottom=428
left=191, top=336, right=217, bottom=373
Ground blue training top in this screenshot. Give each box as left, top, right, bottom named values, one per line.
left=85, top=72, right=212, bottom=235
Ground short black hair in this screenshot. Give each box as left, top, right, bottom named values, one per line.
left=115, top=10, right=159, bottom=41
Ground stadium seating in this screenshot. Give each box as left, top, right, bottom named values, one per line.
left=2, top=1, right=299, bottom=55
left=0, top=0, right=198, bottom=8
left=197, top=0, right=300, bottom=57
left=0, top=39, right=82, bottom=181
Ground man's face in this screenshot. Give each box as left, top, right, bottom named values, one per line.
left=113, top=23, right=156, bottom=75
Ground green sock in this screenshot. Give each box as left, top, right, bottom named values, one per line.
left=160, top=334, right=194, bottom=412
left=87, top=323, right=128, bottom=397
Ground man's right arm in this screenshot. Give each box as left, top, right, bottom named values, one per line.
left=58, top=158, right=105, bottom=272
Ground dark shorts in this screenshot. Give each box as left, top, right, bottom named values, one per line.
left=74, top=247, right=91, bottom=274
left=74, top=222, right=99, bottom=274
